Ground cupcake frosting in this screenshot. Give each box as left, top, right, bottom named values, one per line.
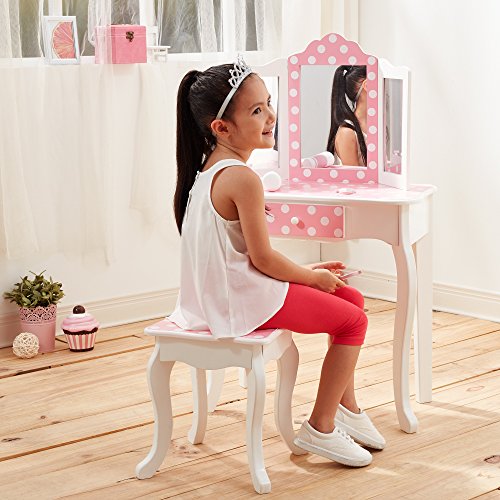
left=62, top=306, right=99, bottom=333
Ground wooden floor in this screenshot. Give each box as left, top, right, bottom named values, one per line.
left=1, top=298, right=499, bottom=499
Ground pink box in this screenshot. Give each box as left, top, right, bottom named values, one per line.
left=95, top=25, right=147, bottom=64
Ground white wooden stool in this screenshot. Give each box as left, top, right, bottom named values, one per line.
left=135, top=318, right=306, bottom=494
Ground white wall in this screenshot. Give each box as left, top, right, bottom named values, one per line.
left=322, top=0, right=500, bottom=320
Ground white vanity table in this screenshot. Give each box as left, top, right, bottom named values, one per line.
left=255, top=33, right=437, bottom=433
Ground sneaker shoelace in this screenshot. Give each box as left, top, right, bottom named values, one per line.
left=337, top=427, right=355, bottom=444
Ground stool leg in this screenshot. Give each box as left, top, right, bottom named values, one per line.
left=136, top=343, right=175, bottom=479
left=246, top=352, right=271, bottom=494
left=239, top=367, right=248, bottom=388
left=207, top=369, right=225, bottom=412
left=275, top=342, right=307, bottom=455
left=188, top=368, right=208, bottom=444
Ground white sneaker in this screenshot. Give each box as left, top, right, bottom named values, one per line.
left=294, top=420, right=372, bottom=467
left=334, top=404, right=386, bottom=450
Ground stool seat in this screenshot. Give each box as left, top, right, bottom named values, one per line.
left=136, top=319, right=306, bottom=494
left=145, top=318, right=283, bottom=344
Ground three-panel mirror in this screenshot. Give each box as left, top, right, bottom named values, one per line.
left=251, top=34, right=410, bottom=189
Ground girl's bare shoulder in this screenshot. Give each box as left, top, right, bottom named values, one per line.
left=211, top=165, right=262, bottom=204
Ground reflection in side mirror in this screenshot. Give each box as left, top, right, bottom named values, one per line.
left=384, top=78, right=403, bottom=174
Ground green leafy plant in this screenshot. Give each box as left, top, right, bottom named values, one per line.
left=3, top=271, right=64, bottom=308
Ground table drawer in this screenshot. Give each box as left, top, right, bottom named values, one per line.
left=266, top=203, right=345, bottom=239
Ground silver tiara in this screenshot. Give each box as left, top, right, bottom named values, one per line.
left=216, top=55, right=253, bottom=120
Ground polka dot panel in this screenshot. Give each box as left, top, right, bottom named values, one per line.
left=287, top=33, right=378, bottom=185
left=266, top=202, right=345, bottom=239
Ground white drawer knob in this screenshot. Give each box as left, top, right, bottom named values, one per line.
left=290, top=216, right=300, bottom=225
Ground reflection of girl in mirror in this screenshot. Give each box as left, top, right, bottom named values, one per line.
left=327, top=65, right=367, bottom=166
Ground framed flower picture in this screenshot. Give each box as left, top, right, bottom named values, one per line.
left=42, top=16, right=80, bottom=64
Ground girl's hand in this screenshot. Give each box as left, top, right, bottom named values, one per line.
left=310, top=268, right=346, bottom=293
left=311, top=261, right=346, bottom=272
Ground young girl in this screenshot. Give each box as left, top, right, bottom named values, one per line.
left=169, top=57, right=385, bottom=468
left=327, top=65, right=368, bottom=166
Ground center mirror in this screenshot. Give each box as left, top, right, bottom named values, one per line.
left=300, top=65, right=368, bottom=168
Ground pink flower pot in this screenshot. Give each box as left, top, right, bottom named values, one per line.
left=19, top=305, right=57, bottom=353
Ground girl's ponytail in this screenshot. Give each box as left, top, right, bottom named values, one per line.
left=174, top=70, right=204, bottom=234
left=173, top=63, right=247, bottom=234
left=326, top=65, right=367, bottom=165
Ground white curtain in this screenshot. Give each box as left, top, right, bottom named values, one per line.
left=0, top=0, right=281, bottom=260
left=0, top=62, right=177, bottom=261
left=0, top=0, right=42, bottom=57
left=157, top=0, right=281, bottom=53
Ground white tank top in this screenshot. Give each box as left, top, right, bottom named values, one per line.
left=169, top=159, right=289, bottom=338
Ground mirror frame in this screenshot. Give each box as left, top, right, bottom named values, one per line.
left=378, top=58, right=410, bottom=190
left=287, top=33, right=379, bottom=185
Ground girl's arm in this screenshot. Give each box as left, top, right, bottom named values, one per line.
left=335, top=127, right=360, bottom=166
left=227, top=167, right=345, bottom=293
left=305, top=261, right=345, bottom=271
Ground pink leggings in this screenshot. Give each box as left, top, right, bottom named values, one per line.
left=258, top=283, right=368, bottom=346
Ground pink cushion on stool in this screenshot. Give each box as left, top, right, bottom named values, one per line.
left=145, top=318, right=281, bottom=344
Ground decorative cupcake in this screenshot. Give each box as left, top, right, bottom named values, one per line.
left=62, top=305, right=99, bottom=352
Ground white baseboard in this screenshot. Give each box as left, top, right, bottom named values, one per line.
left=350, top=270, right=500, bottom=323
left=2, top=275, right=498, bottom=348
left=0, top=289, right=179, bottom=349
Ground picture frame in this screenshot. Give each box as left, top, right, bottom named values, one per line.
left=42, top=16, right=80, bottom=65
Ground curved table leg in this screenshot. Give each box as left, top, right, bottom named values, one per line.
left=136, top=343, right=175, bottom=478
left=246, top=351, right=271, bottom=494
left=207, top=369, right=225, bottom=412
left=274, top=342, right=307, bottom=455
left=188, top=368, right=208, bottom=444
left=392, top=240, right=419, bottom=434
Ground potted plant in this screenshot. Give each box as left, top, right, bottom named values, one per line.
left=3, top=271, right=64, bottom=353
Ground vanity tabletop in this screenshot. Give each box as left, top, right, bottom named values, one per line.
left=264, top=180, right=437, bottom=205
